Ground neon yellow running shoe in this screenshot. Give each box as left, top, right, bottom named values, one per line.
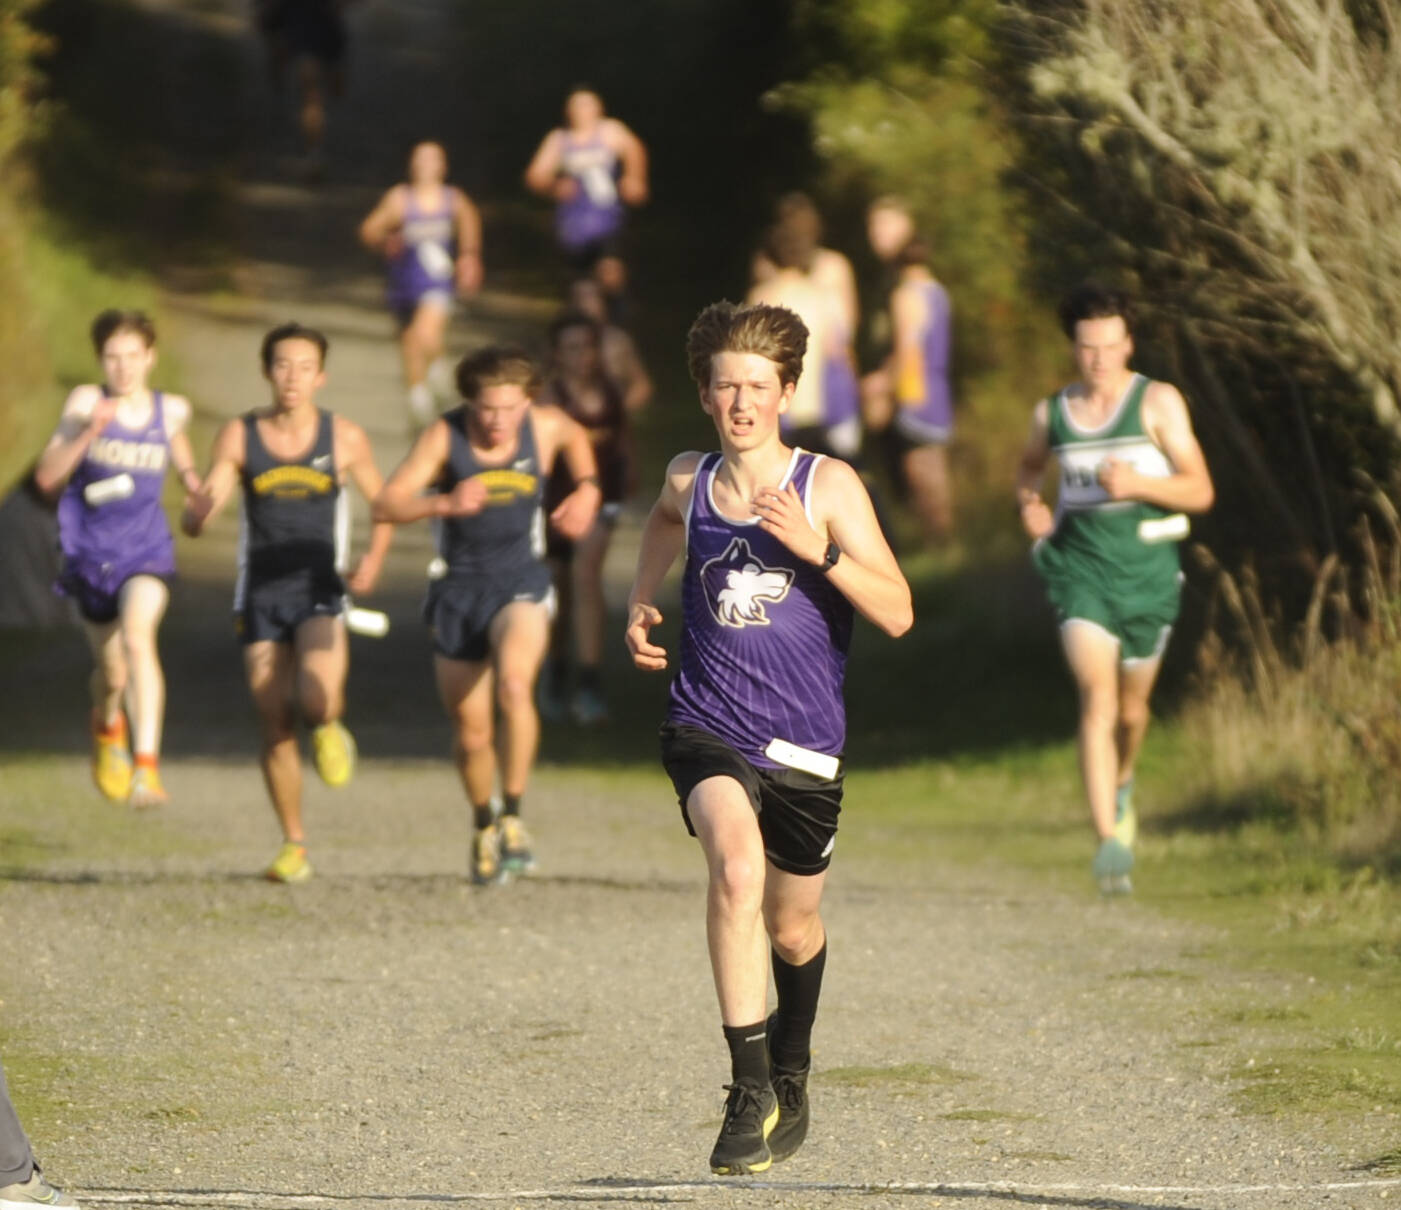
left=311, top=720, right=357, bottom=788
left=265, top=842, right=312, bottom=883
left=128, top=762, right=169, bottom=809
left=92, top=715, right=133, bottom=802
left=471, top=823, right=507, bottom=887
left=1114, top=780, right=1137, bottom=849
left=499, top=815, right=537, bottom=874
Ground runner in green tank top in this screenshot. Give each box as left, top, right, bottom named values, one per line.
left=1016, top=285, right=1214, bottom=894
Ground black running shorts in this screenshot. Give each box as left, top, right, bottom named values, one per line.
left=425, top=567, right=553, bottom=663
left=237, top=576, right=345, bottom=645
left=659, top=721, right=843, bottom=877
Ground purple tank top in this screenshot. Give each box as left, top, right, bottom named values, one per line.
left=56, top=392, right=175, bottom=575
left=894, top=281, right=954, bottom=443
left=387, top=186, right=457, bottom=308
left=668, top=450, right=854, bottom=767
left=556, top=131, right=624, bottom=250
left=823, top=333, right=861, bottom=430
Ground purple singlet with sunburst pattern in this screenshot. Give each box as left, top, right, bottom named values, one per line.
left=668, top=449, right=853, bottom=769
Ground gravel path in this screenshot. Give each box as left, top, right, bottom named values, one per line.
left=3, top=3, right=1399, bottom=1208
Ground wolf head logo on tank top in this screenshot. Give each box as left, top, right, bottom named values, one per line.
left=668, top=451, right=854, bottom=769
left=701, top=537, right=794, bottom=628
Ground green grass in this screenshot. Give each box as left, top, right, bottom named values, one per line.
left=1365, top=1146, right=1401, bottom=1175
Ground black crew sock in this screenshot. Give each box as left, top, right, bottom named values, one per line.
left=722, top=1020, right=771, bottom=1087
left=578, top=664, right=602, bottom=693
left=502, top=793, right=522, bottom=818
left=472, top=803, right=494, bottom=831
left=771, top=941, right=827, bottom=1070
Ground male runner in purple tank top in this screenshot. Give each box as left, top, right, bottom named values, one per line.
left=360, top=141, right=483, bottom=429
left=626, top=302, right=912, bottom=1175
left=525, top=88, right=648, bottom=316
left=863, top=197, right=956, bottom=544
left=35, top=310, right=202, bottom=809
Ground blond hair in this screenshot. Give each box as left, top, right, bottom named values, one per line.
left=685, top=301, right=808, bottom=390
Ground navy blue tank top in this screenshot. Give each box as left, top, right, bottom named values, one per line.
left=237, top=409, right=345, bottom=601
left=436, top=408, right=545, bottom=578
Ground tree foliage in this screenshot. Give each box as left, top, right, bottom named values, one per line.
left=778, top=0, right=1025, bottom=334
left=0, top=0, right=47, bottom=166
left=995, top=0, right=1401, bottom=606
left=1011, top=0, right=1401, bottom=432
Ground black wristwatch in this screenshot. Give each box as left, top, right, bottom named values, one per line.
left=819, top=539, right=841, bottom=573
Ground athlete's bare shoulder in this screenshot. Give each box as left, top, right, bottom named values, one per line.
left=813, top=246, right=854, bottom=281
left=331, top=411, right=373, bottom=460
left=1140, top=378, right=1196, bottom=447
left=211, top=414, right=249, bottom=466
left=601, top=116, right=639, bottom=147
left=666, top=451, right=704, bottom=483
left=1141, top=377, right=1188, bottom=416
left=161, top=393, right=193, bottom=434
left=808, top=453, right=865, bottom=520
left=529, top=400, right=571, bottom=430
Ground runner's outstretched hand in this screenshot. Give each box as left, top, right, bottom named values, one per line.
left=1018, top=490, right=1054, bottom=540
left=549, top=481, right=601, bottom=541
left=626, top=602, right=667, bottom=670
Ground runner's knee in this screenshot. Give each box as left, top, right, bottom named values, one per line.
left=258, top=708, right=297, bottom=744
left=766, top=909, right=821, bottom=962
left=1080, top=693, right=1118, bottom=734
left=299, top=679, right=341, bottom=726
left=495, top=670, right=535, bottom=715
left=455, top=718, right=492, bottom=756
left=1118, top=694, right=1150, bottom=733
left=710, top=849, right=765, bottom=911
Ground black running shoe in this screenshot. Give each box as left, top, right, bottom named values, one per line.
left=765, top=1012, right=811, bottom=1162
left=709, top=1079, right=778, bottom=1175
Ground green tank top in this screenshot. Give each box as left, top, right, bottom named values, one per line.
left=1042, top=373, right=1185, bottom=590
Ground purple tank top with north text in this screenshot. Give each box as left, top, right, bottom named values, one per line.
left=668, top=450, right=853, bottom=767
left=56, top=391, right=175, bottom=585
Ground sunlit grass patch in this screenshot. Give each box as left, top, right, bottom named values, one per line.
left=1363, top=1147, right=1401, bottom=1175
left=1233, top=1050, right=1401, bottom=1116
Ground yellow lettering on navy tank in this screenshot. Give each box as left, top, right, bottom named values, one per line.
left=478, top=468, right=537, bottom=504
left=251, top=465, right=335, bottom=497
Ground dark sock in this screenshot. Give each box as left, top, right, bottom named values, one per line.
left=578, top=664, right=601, bottom=693
left=771, top=941, right=827, bottom=1070
left=547, top=656, right=569, bottom=692
left=722, top=1020, right=770, bottom=1086
left=502, top=793, right=521, bottom=818
left=472, top=803, right=494, bottom=831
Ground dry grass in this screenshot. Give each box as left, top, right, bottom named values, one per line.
left=1183, top=495, right=1401, bottom=876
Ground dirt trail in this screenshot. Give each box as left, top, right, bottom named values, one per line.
left=2, top=3, right=1398, bottom=1208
